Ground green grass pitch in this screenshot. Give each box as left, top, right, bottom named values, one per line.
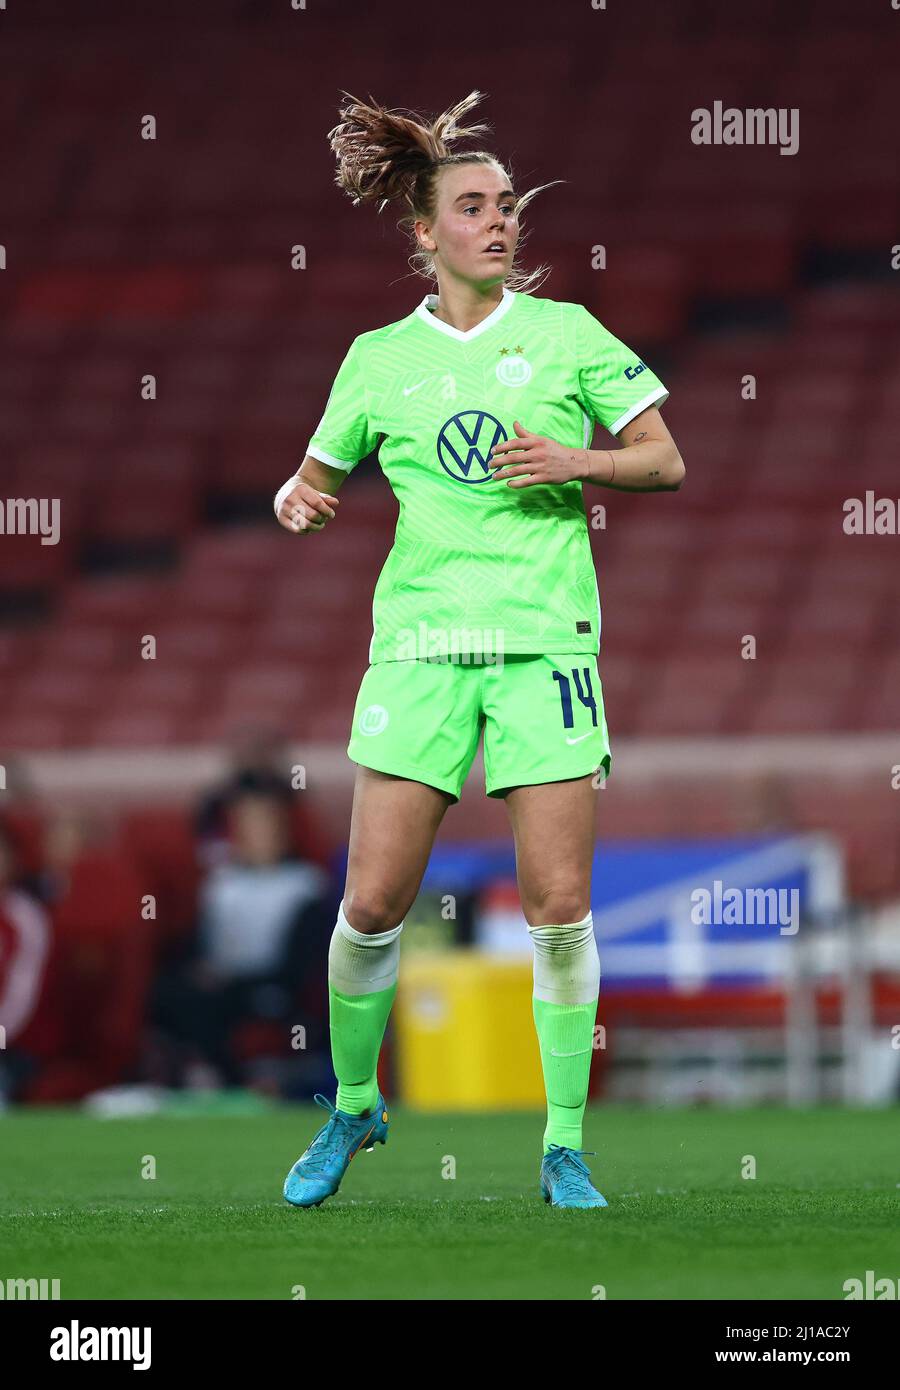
left=1, top=1105, right=896, bottom=1300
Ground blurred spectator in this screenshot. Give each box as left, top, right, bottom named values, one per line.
left=0, top=754, right=45, bottom=880
left=151, top=791, right=335, bottom=1096
left=0, top=753, right=37, bottom=803
left=15, top=810, right=153, bottom=1104
left=733, top=773, right=792, bottom=836
left=0, top=822, right=52, bottom=1104
left=194, top=723, right=332, bottom=871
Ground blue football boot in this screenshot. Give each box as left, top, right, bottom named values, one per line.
left=283, top=1093, right=388, bottom=1209
left=540, top=1144, right=608, bottom=1209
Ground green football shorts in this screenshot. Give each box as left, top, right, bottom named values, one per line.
left=346, top=653, right=611, bottom=802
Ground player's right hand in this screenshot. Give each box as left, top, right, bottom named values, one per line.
left=274, top=479, right=340, bottom=534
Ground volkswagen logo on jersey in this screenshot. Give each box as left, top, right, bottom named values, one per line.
left=358, top=704, right=389, bottom=736
left=495, top=353, right=532, bottom=387
left=437, top=410, right=507, bottom=484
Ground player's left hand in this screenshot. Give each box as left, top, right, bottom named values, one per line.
left=488, top=421, right=586, bottom=487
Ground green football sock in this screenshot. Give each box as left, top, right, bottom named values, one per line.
left=329, top=981, right=396, bottom=1116
left=528, top=914, right=601, bottom=1154
left=327, top=903, right=403, bottom=1116
left=532, top=997, right=597, bottom=1152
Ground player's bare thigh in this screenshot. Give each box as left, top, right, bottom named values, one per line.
left=503, top=773, right=599, bottom=927
left=343, top=765, right=454, bottom=934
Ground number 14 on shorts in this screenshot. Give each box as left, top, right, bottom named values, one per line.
left=553, top=666, right=599, bottom=743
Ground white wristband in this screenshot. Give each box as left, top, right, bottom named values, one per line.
left=273, top=475, right=301, bottom=517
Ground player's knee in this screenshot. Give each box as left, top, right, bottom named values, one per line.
left=525, top=890, right=590, bottom=929
left=342, top=890, right=406, bottom=936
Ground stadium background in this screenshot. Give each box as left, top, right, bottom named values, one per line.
left=1, top=0, right=899, bottom=1130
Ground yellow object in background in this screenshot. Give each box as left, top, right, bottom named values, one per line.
left=394, top=950, right=545, bottom=1110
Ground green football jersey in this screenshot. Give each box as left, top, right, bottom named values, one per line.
left=307, top=288, right=668, bottom=663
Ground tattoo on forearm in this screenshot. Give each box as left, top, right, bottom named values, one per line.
left=648, top=468, right=660, bottom=479
left=633, top=431, right=647, bottom=443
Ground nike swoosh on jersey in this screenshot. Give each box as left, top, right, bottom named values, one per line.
left=565, top=732, right=592, bottom=745
left=550, top=1047, right=592, bottom=1058
left=402, top=379, right=428, bottom=396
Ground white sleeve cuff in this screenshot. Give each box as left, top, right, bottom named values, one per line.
left=608, top=385, right=670, bottom=436
left=306, top=443, right=357, bottom=472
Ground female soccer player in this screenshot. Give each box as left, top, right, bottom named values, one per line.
left=275, top=91, right=684, bottom=1210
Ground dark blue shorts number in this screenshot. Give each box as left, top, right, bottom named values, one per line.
left=552, top=666, right=598, bottom=730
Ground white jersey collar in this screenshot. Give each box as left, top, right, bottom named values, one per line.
left=416, top=286, right=515, bottom=342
